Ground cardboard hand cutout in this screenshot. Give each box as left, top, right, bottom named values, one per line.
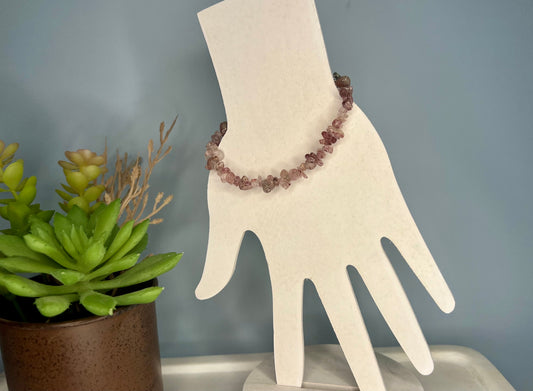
left=196, top=1, right=455, bottom=390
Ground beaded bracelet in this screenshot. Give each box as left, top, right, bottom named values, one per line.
left=205, top=73, right=354, bottom=193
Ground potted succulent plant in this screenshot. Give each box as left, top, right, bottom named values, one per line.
left=0, top=119, right=181, bottom=391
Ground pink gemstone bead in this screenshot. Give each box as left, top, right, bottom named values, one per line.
left=205, top=157, right=219, bottom=170
left=261, top=177, right=275, bottom=193
left=211, top=132, right=222, bottom=145
left=334, top=75, right=351, bottom=88
left=305, top=161, right=316, bottom=170
left=317, top=150, right=326, bottom=159
left=323, top=145, right=334, bottom=153
left=226, top=172, right=235, bottom=184
left=332, top=119, right=342, bottom=128
left=289, top=169, right=300, bottom=180
left=343, top=100, right=353, bottom=110
left=280, top=179, right=290, bottom=189
left=219, top=121, right=228, bottom=135
left=212, top=149, right=224, bottom=160
left=332, top=130, right=344, bottom=139
left=239, top=176, right=253, bottom=190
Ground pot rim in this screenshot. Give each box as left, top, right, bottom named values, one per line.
left=0, top=303, right=140, bottom=330
left=0, top=278, right=158, bottom=330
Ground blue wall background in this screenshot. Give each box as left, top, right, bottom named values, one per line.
left=1, top=0, right=531, bottom=389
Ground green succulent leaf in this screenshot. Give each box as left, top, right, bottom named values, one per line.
left=35, top=209, right=54, bottom=223
left=71, top=225, right=89, bottom=251
left=6, top=202, right=31, bottom=231
left=80, top=291, right=116, bottom=316
left=83, top=253, right=140, bottom=282
left=0, top=235, right=50, bottom=262
left=114, top=286, right=164, bottom=306
left=3, top=159, right=24, bottom=190
left=68, top=196, right=89, bottom=213
left=66, top=205, right=89, bottom=232
left=23, top=234, right=77, bottom=270
left=0, top=272, right=72, bottom=297
left=55, top=189, right=73, bottom=201
left=50, top=269, right=86, bottom=285
left=56, top=230, right=80, bottom=261
left=29, top=216, right=58, bottom=244
left=92, top=199, right=120, bottom=243
left=0, top=205, right=8, bottom=219
left=103, top=220, right=134, bottom=261
left=35, top=294, right=78, bottom=317
left=128, top=233, right=148, bottom=255
left=18, top=176, right=37, bottom=204
left=83, top=185, right=104, bottom=202
left=65, top=171, right=88, bottom=194
left=92, top=252, right=182, bottom=290
left=53, top=214, right=81, bottom=260
left=87, top=202, right=105, bottom=232
left=108, top=219, right=150, bottom=263
left=0, top=256, right=60, bottom=274
left=54, top=213, right=72, bottom=236
left=80, top=239, right=106, bottom=272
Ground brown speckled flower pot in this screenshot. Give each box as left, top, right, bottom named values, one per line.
left=0, top=301, right=163, bottom=391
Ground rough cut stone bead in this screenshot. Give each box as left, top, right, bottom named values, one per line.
left=332, top=130, right=344, bottom=139
left=289, top=169, right=300, bottom=180
left=233, top=176, right=241, bottom=186
left=206, top=157, right=219, bottom=170
left=226, top=172, right=235, bottom=184
left=280, top=179, right=290, bottom=189
left=321, top=131, right=337, bottom=145
left=219, top=121, right=228, bottom=135
left=280, top=169, right=290, bottom=181
left=239, top=176, right=253, bottom=190
left=338, top=107, right=348, bottom=115
left=343, top=100, right=353, bottom=110
left=317, top=149, right=326, bottom=159
left=332, top=119, right=343, bottom=128
left=261, top=177, right=275, bottom=193
left=335, top=75, right=351, bottom=88
left=305, top=161, right=316, bottom=170
left=338, top=113, right=348, bottom=121
left=211, top=133, right=222, bottom=145
left=305, top=152, right=322, bottom=167
left=297, top=164, right=308, bottom=178
left=323, top=145, right=334, bottom=154
left=338, top=87, right=353, bottom=98
left=207, top=148, right=224, bottom=160
left=251, top=178, right=259, bottom=188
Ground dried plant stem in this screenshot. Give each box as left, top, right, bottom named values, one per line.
left=101, top=116, right=177, bottom=225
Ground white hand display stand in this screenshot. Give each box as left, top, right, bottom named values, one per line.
left=196, top=1, right=455, bottom=390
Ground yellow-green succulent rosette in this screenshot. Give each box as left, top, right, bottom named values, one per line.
left=0, top=119, right=180, bottom=320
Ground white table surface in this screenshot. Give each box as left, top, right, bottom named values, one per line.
left=0, top=345, right=515, bottom=391
left=160, top=345, right=515, bottom=391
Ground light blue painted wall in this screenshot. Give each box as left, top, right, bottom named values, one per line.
left=1, top=1, right=531, bottom=389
